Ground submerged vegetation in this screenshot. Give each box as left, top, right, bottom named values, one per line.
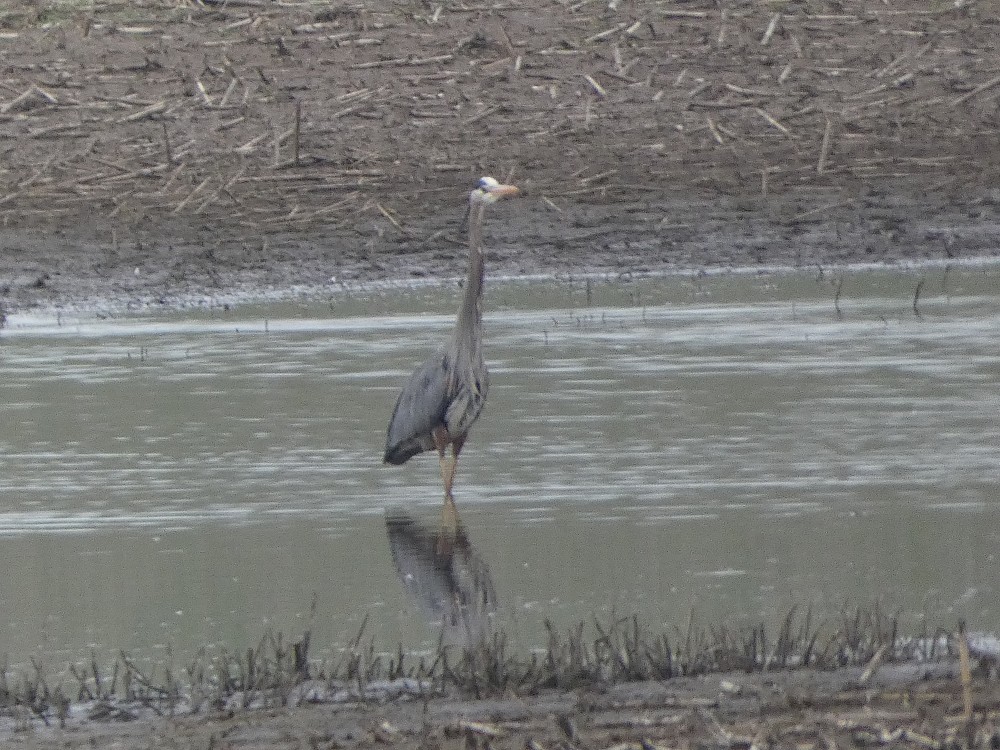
left=0, top=604, right=975, bottom=726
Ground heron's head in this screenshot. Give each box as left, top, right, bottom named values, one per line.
left=470, top=176, right=519, bottom=206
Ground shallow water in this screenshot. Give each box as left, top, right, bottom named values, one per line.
left=1, top=265, right=998, bottom=669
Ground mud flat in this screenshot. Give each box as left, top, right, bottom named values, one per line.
left=2, top=613, right=1000, bottom=750
left=1, top=1, right=999, bottom=311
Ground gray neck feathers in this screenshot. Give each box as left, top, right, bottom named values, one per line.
left=452, top=201, right=486, bottom=358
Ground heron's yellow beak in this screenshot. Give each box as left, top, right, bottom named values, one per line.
left=489, top=184, right=519, bottom=199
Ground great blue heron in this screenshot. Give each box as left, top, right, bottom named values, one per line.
left=383, top=176, right=520, bottom=502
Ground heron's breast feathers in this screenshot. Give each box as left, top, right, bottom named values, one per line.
left=444, top=364, right=489, bottom=438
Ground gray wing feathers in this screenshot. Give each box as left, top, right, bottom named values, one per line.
left=384, top=353, right=451, bottom=465
left=384, top=350, right=490, bottom=466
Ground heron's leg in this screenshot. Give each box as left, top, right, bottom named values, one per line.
left=443, top=434, right=466, bottom=497
left=432, top=426, right=452, bottom=494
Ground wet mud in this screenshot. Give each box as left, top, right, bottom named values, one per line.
left=5, top=665, right=1000, bottom=750
left=2, top=1, right=999, bottom=311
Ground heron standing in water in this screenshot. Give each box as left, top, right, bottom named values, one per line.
left=383, top=176, right=520, bottom=508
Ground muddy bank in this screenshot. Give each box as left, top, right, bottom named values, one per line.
left=2, top=1, right=1000, bottom=311
left=4, top=605, right=999, bottom=749
left=4, top=664, right=998, bottom=750
left=3, top=188, right=1000, bottom=314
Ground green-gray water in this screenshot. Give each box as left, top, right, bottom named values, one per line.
left=1, top=266, right=998, bottom=669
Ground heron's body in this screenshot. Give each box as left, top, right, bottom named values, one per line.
left=383, top=178, right=517, bottom=498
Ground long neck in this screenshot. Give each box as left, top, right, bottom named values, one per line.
left=453, top=201, right=485, bottom=350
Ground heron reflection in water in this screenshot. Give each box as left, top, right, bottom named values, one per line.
left=383, top=177, right=520, bottom=521
left=385, top=506, right=497, bottom=646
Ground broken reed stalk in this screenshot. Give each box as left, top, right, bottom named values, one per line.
left=912, top=277, right=925, bottom=318
left=584, top=74, right=606, bottom=98
left=376, top=202, right=405, bottom=231
left=161, top=122, right=173, bottom=164
left=756, top=107, right=790, bottom=135
left=858, top=643, right=888, bottom=685
left=958, top=621, right=973, bottom=721
left=219, top=77, right=238, bottom=108
left=173, top=177, right=211, bottom=214
left=293, top=100, right=301, bottom=167
left=817, top=118, right=833, bottom=174
left=952, top=74, right=1000, bottom=107
left=0, top=88, right=33, bottom=114
left=760, top=13, right=780, bottom=46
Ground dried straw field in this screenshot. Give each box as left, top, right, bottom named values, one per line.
left=1, top=0, right=999, bottom=308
